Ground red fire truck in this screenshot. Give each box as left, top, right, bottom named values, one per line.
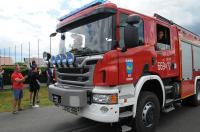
left=46, top=0, right=200, bottom=132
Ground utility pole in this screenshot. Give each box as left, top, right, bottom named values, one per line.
left=38, top=39, right=39, bottom=65
left=21, top=44, right=22, bottom=62
left=8, top=47, right=10, bottom=64
left=29, top=42, right=30, bottom=65
left=0, top=49, right=1, bottom=65
left=49, top=37, right=51, bottom=54
left=4, top=48, right=5, bottom=65
left=15, top=45, right=16, bottom=64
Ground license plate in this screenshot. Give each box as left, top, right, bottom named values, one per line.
left=64, top=106, right=80, bottom=115
left=53, top=95, right=61, bottom=104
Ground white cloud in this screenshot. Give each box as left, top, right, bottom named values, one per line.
left=0, top=0, right=199, bottom=63
left=110, top=0, right=200, bottom=27
left=0, top=0, right=64, bottom=61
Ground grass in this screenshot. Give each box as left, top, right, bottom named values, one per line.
left=0, top=86, right=53, bottom=112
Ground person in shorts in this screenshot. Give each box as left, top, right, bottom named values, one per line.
left=11, top=65, right=27, bottom=114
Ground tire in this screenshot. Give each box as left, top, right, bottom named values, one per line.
left=131, top=91, right=160, bottom=132
left=191, top=81, right=200, bottom=106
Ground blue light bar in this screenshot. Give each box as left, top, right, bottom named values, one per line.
left=56, top=55, right=62, bottom=65
left=59, top=0, right=107, bottom=21
left=61, top=54, right=67, bottom=64
left=67, top=52, right=75, bottom=65
left=51, top=56, right=56, bottom=65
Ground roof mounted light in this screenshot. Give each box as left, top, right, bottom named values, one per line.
left=67, top=52, right=75, bottom=65
left=59, top=0, right=108, bottom=21
left=61, top=54, right=67, bottom=64
left=51, top=56, right=56, bottom=65
left=56, top=55, right=62, bottom=65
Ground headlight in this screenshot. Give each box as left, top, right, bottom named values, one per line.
left=92, top=94, right=118, bottom=104
left=51, top=56, right=56, bottom=65
left=56, top=55, right=61, bottom=65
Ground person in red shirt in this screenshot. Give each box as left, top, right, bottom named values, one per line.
left=11, top=65, right=27, bottom=114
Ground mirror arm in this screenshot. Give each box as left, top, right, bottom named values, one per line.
left=116, top=25, right=125, bottom=28
left=112, top=40, right=119, bottom=49
left=121, top=47, right=127, bottom=52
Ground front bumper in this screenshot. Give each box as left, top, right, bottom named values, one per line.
left=48, top=84, right=120, bottom=123
left=48, top=84, right=89, bottom=107
left=80, top=103, right=119, bottom=123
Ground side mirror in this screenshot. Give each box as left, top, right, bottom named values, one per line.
left=61, top=34, right=65, bottom=40
left=124, top=25, right=139, bottom=49
left=126, top=15, right=141, bottom=25
left=43, top=52, right=51, bottom=61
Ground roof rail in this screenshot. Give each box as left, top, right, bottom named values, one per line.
left=174, top=23, right=200, bottom=37
left=154, top=13, right=200, bottom=37
left=154, top=13, right=174, bottom=25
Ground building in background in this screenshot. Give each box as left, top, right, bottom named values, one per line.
left=0, top=56, right=14, bottom=65
left=24, top=57, right=46, bottom=67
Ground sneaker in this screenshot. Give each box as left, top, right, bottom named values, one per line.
left=32, top=104, right=40, bottom=108
left=12, top=111, right=18, bottom=114
left=18, top=108, right=24, bottom=111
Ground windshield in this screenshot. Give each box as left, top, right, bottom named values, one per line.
left=58, top=16, right=113, bottom=56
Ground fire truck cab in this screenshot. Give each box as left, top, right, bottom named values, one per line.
left=47, top=1, right=200, bottom=132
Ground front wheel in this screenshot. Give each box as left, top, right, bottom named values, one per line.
left=132, top=91, right=160, bottom=132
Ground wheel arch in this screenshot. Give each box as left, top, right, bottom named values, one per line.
left=133, top=75, right=165, bottom=117
left=194, top=76, right=200, bottom=94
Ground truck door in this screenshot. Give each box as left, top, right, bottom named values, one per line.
left=118, top=13, right=145, bottom=84
left=155, top=23, right=177, bottom=78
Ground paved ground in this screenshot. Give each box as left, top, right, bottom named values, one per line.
left=0, top=105, right=200, bottom=132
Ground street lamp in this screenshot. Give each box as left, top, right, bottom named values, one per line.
left=0, top=49, right=1, bottom=65
left=49, top=32, right=57, bottom=55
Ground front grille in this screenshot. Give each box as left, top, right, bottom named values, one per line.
left=57, top=65, right=95, bottom=86
left=59, top=75, right=89, bottom=82
left=58, top=67, right=89, bottom=74
left=56, top=55, right=102, bottom=87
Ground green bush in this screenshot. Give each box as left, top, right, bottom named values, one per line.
left=2, top=66, right=47, bottom=85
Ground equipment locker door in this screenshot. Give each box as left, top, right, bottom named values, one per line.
left=181, top=41, right=194, bottom=97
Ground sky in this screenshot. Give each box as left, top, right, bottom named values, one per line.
left=0, top=0, right=199, bottom=62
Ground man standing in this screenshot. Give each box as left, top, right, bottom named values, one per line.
left=11, top=65, right=26, bottom=114
left=0, top=66, right=4, bottom=90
